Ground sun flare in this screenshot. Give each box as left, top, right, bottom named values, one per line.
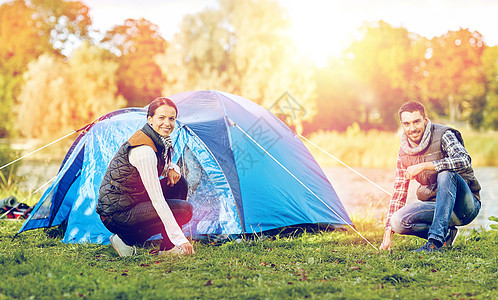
left=286, top=1, right=358, bottom=67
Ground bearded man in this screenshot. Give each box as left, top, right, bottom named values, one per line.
left=380, top=101, right=481, bottom=252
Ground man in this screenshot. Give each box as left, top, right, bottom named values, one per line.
left=380, top=101, right=481, bottom=252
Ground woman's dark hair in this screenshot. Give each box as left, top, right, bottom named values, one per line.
left=398, top=101, right=426, bottom=120
left=147, top=97, right=178, bottom=118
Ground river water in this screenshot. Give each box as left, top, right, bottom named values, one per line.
left=16, top=162, right=497, bottom=231
left=322, top=167, right=498, bottom=231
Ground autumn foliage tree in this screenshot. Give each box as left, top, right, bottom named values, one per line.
left=421, top=29, right=486, bottom=127
left=306, top=58, right=366, bottom=133
left=156, top=0, right=316, bottom=133
left=30, top=0, right=91, bottom=54
left=309, top=23, right=492, bottom=132
left=102, top=18, right=167, bottom=107
left=17, top=42, right=125, bottom=139
left=0, top=0, right=91, bottom=137
left=0, top=0, right=51, bottom=137
left=340, top=21, right=427, bottom=130
left=481, top=45, right=498, bottom=130
left=2, top=0, right=497, bottom=141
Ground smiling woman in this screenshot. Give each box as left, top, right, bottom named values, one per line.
left=147, top=99, right=177, bottom=137
left=97, top=96, right=195, bottom=257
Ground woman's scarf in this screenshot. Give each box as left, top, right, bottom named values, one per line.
left=160, top=135, right=173, bottom=163
left=142, top=123, right=172, bottom=163
left=400, top=119, right=432, bottom=155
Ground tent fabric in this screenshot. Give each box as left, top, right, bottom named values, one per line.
left=19, top=91, right=352, bottom=244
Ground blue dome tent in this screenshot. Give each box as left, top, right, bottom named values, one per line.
left=18, top=90, right=352, bottom=244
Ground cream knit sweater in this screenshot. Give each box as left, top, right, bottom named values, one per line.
left=128, top=145, right=188, bottom=246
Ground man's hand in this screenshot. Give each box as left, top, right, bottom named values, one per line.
left=167, top=169, right=181, bottom=186
left=379, top=228, right=393, bottom=250
left=405, top=162, right=435, bottom=180
left=180, top=242, right=195, bottom=255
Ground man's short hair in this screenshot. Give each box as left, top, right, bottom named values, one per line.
left=398, top=101, right=426, bottom=120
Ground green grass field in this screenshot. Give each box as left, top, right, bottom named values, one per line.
left=1, top=219, right=497, bottom=299
left=1, top=129, right=497, bottom=299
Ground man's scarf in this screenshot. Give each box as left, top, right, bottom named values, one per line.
left=400, top=119, right=432, bottom=155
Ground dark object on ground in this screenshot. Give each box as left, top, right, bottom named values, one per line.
left=1, top=196, right=31, bottom=219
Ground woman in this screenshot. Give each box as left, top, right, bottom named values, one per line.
left=96, top=97, right=195, bottom=257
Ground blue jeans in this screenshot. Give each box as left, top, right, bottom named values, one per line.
left=102, top=176, right=193, bottom=249
left=391, top=171, right=480, bottom=244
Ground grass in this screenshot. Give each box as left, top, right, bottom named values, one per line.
left=1, top=219, right=497, bottom=299
left=1, top=129, right=497, bottom=299
left=307, top=128, right=498, bottom=168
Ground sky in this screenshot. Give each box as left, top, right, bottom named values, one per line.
left=83, top=0, right=498, bottom=66
left=3, top=0, right=498, bottom=66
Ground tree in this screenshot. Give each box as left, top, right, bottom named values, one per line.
left=102, top=18, right=167, bottom=107
left=0, top=0, right=51, bottom=73
left=155, top=0, right=316, bottom=133
left=0, top=71, right=17, bottom=137
left=306, top=59, right=362, bottom=133
left=17, top=42, right=125, bottom=139
left=17, top=54, right=67, bottom=138
left=481, top=45, right=498, bottom=130
left=422, top=29, right=486, bottom=125
left=67, top=41, right=126, bottom=122
left=0, top=0, right=49, bottom=137
left=30, top=0, right=91, bottom=55
left=341, top=21, right=427, bottom=130
left=0, top=0, right=91, bottom=137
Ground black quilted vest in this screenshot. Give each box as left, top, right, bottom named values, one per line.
left=399, top=123, right=481, bottom=201
left=96, top=124, right=168, bottom=216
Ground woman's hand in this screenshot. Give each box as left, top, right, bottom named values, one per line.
left=180, top=242, right=195, bottom=255
left=167, top=169, right=181, bottom=186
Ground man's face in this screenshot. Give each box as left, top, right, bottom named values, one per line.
left=400, top=110, right=428, bottom=145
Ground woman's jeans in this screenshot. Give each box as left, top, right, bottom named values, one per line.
left=102, top=176, right=193, bottom=249
left=391, top=171, right=480, bottom=244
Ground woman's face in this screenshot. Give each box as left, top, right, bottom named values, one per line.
left=147, top=104, right=176, bottom=137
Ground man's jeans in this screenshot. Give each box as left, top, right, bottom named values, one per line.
left=102, top=176, right=193, bottom=249
left=391, top=171, right=480, bottom=244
